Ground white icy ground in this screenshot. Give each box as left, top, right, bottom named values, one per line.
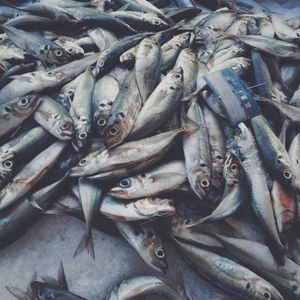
left=0, top=215, right=235, bottom=300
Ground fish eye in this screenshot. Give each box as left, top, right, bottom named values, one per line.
left=152, top=19, right=161, bottom=25
left=119, top=178, right=131, bottom=188
left=47, top=71, right=54, bottom=76
left=169, top=85, right=176, bottom=90
left=174, top=73, right=182, bottom=79
left=216, top=155, right=223, bottom=160
left=78, top=132, right=87, bottom=140
left=44, top=45, right=50, bottom=51
left=55, top=49, right=63, bottom=57
left=98, top=60, right=104, bottom=67
left=263, top=291, right=271, bottom=299
left=19, top=97, right=29, bottom=106
left=199, top=163, right=206, bottom=168
left=67, top=90, right=74, bottom=96
left=201, top=180, right=209, bottom=188
left=4, top=106, right=11, bottom=113
left=184, top=218, right=191, bottom=225
left=79, top=158, right=87, bottom=166
left=67, top=48, right=74, bottom=53
left=230, top=164, right=238, bottom=171
left=283, top=171, right=292, bottom=179
left=38, top=289, right=43, bottom=298
left=97, top=119, right=106, bottom=127
left=155, top=247, right=165, bottom=258
left=3, top=160, right=13, bottom=169
left=59, top=121, right=71, bottom=131
left=246, top=282, right=250, bottom=289
left=182, top=35, right=189, bottom=40
left=109, top=126, right=119, bottom=136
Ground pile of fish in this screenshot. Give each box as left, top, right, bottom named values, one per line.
left=1, top=0, right=300, bottom=299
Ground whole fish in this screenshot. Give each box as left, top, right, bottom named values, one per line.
left=109, top=161, right=187, bottom=199
left=99, top=195, right=175, bottom=221
left=1, top=25, right=71, bottom=65
left=69, top=128, right=188, bottom=178
left=0, top=95, right=40, bottom=138
left=129, top=67, right=183, bottom=139
left=70, top=67, right=94, bottom=149
left=115, top=222, right=168, bottom=272
left=34, top=96, right=74, bottom=140
left=174, top=238, right=284, bottom=300
left=233, top=123, right=285, bottom=264
left=0, top=141, right=67, bottom=210
left=107, top=275, right=189, bottom=300
left=183, top=101, right=211, bottom=200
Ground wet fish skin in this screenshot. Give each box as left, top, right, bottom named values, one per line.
left=234, top=123, right=285, bottom=264
left=135, top=36, right=162, bottom=104
left=99, top=195, right=175, bottom=221
left=69, top=129, right=184, bottom=177
left=129, top=67, right=183, bottom=139
left=109, top=160, right=187, bottom=199
left=92, top=74, right=120, bottom=136
left=183, top=101, right=211, bottom=200
left=104, top=71, right=142, bottom=149
left=0, top=141, right=67, bottom=210
left=0, top=95, right=41, bottom=139
left=34, top=96, right=74, bottom=141
left=107, top=275, right=189, bottom=300
left=70, top=67, right=94, bottom=149
left=115, top=222, right=168, bottom=272
left=250, top=115, right=294, bottom=185
left=174, top=238, right=284, bottom=300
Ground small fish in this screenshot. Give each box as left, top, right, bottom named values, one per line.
left=0, top=95, right=40, bottom=139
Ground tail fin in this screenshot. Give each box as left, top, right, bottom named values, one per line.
left=181, top=108, right=199, bottom=135
left=5, top=286, right=27, bottom=300
left=74, top=230, right=95, bottom=259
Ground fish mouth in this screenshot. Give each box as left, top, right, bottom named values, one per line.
left=69, top=166, right=86, bottom=177
left=108, top=188, right=128, bottom=198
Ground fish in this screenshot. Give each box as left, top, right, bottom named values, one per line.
left=173, top=238, right=284, bottom=300
left=70, top=178, right=102, bottom=259
left=129, top=67, right=184, bottom=139
left=7, top=261, right=86, bottom=300
left=134, top=36, right=162, bottom=104
left=70, top=67, right=94, bottom=149
left=233, top=123, right=285, bottom=264
left=0, top=141, right=67, bottom=210
left=183, top=101, right=211, bottom=200
left=115, top=222, right=168, bottom=272
left=0, top=95, right=40, bottom=139
left=107, top=275, right=189, bottom=300
left=109, top=160, right=187, bottom=199
left=34, top=96, right=74, bottom=140
left=1, top=25, right=71, bottom=65
left=99, top=195, right=175, bottom=221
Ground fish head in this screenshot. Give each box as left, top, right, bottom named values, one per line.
left=195, top=26, right=218, bottom=43
left=149, top=16, right=169, bottom=31
left=74, top=118, right=91, bottom=149
left=0, top=150, right=14, bottom=188
left=223, top=152, right=242, bottom=185
left=55, top=38, right=84, bottom=59
left=69, top=150, right=101, bottom=177
left=275, top=153, right=293, bottom=183
left=95, top=50, right=110, bottom=76
left=247, top=279, right=284, bottom=300
left=9, top=95, right=41, bottom=117
left=56, top=117, right=74, bottom=140
left=44, top=44, right=71, bottom=65
left=142, top=228, right=168, bottom=273
left=170, top=214, right=201, bottom=231
left=166, top=67, right=184, bottom=91
left=39, top=70, right=70, bottom=85
left=176, top=32, right=191, bottom=47
left=180, top=48, right=197, bottom=63
left=93, top=106, right=111, bottom=136
left=109, top=176, right=137, bottom=197
left=104, top=113, right=129, bottom=148
left=135, top=197, right=176, bottom=217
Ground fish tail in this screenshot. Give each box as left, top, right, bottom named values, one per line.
left=180, top=113, right=199, bottom=135
left=74, top=230, right=95, bottom=259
